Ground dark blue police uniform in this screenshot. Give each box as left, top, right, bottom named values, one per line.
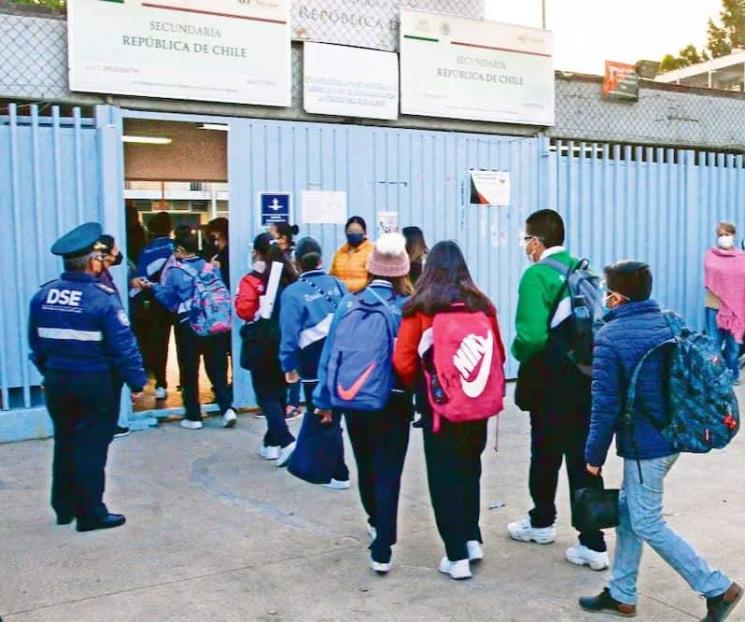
left=28, top=223, right=147, bottom=532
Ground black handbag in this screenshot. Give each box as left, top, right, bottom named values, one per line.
left=571, top=475, right=620, bottom=533
left=239, top=318, right=279, bottom=371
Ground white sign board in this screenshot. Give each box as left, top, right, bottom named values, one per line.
left=470, top=171, right=511, bottom=206
left=301, top=190, right=348, bottom=225
left=292, top=0, right=484, bottom=51
left=400, top=11, right=554, bottom=125
left=67, top=0, right=291, bottom=107
left=304, top=42, right=399, bottom=120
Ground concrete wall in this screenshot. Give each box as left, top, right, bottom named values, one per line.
left=2, top=11, right=745, bottom=151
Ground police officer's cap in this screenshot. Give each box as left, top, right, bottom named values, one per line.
left=51, top=222, right=107, bottom=258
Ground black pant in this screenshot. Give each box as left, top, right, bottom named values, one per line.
left=345, top=394, right=411, bottom=564
left=174, top=322, right=233, bottom=421
left=529, top=404, right=607, bottom=552
left=423, top=417, right=487, bottom=562
left=145, top=302, right=174, bottom=389
left=45, top=370, right=118, bottom=520
left=303, top=382, right=348, bottom=482
left=250, top=364, right=294, bottom=448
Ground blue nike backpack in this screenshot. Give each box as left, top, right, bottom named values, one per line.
left=326, top=288, right=400, bottom=412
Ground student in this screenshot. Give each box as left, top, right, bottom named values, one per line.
left=402, top=226, right=428, bottom=287
left=330, top=216, right=375, bottom=293
left=270, top=223, right=302, bottom=419
left=98, top=234, right=130, bottom=439
left=704, top=221, right=745, bottom=385
left=508, top=209, right=608, bottom=570
left=145, top=230, right=237, bottom=430
left=315, top=233, right=414, bottom=574
left=236, top=233, right=298, bottom=465
left=206, top=217, right=231, bottom=291
left=580, top=260, right=741, bottom=621
left=136, top=212, right=175, bottom=401
left=394, top=240, right=505, bottom=581
left=279, top=237, right=349, bottom=488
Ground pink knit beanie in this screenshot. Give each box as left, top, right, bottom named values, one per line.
left=367, top=233, right=410, bottom=278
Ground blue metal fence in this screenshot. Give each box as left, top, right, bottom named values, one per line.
left=552, top=141, right=745, bottom=331
left=228, top=119, right=546, bottom=406
left=0, top=105, right=101, bottom=419
left=4, top=106, right=744, bottom=441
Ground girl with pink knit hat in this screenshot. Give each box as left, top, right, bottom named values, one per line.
left=314, top=232, right=414, bottom=575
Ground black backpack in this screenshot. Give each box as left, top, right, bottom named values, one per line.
left=542, top=257, right=602, bottom=376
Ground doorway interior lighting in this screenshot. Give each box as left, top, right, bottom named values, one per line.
left=122, top=135, right=173, bottom=145
left=199, top=124, right=229, bottom=131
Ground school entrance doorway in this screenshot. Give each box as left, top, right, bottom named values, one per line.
left=122, top=114, right=231, bottom=420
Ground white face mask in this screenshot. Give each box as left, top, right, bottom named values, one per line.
left=253, top=260, right=267, bottom=274
left=718, top=235, right=735, bottom=250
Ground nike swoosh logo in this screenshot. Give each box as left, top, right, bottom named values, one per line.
left=460, top=331, right=494, bottom=399
left=337, top=362, right=377, bottom=401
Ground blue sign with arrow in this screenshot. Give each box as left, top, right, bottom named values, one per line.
left=259, top=192, right=291, bottom=227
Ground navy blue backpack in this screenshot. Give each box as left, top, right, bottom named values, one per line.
left=326, top=288, right=400, bottom=412
left=625, top=312, right=740, bottom=462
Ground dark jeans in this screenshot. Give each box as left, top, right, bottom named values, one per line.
left=145, top=302, right=174, bottom=389
left=288, top=382, right=301, bottom=409
left=345, top=394, right=411, bottom=565
left=174, top=321, right=233, bottom=421
left=250, top=366, right=294, bottom=448
left=45, top=370, right=118, bottom=520
left=302, top=382, right=348, bottom=481
left=423, top=417, right=487, bottom=562
left=529, top=404, right=607, bottom=552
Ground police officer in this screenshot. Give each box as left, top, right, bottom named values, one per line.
left=28, top=222, right=147, bottom=532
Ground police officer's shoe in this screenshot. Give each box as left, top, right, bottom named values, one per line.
left=77, top=513, right=126, bottom=533
left=56, top=515, right=74, bottom=526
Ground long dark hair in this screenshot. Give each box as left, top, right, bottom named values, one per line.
left=253, top=233, right=297, bottom=286
left=402, top=226, right=428, bottom=264
left=402, top=240, right=494, bottom=316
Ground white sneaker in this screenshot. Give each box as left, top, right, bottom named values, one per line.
left=368, top=525, right=377, bottom=542
left=507, top=517, right=556, bottom=544
left=565, top=544, right=610, bottom=571
left=324, top=479, right=351, bottom=490
left=222, top=408, right=238, bottom=428
left=439, top=557, right=472, bottom=580
left=276, top=442, right=296, bottom=467
left=370, top=556, right=392, bottom=574
left=467, top=541, right=484, bottom=562
left=155, top=387, right=167, bottom=400
left=180, top=419, right=203, bottom=430
left=259, top=445, right=280, bottom=460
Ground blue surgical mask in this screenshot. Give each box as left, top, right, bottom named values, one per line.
left=346, top=232, right=365, bottom=247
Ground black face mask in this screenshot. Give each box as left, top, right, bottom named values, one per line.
left=110, top=253, right=124, bottom=266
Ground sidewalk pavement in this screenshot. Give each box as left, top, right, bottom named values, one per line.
left=1, top=392, right=743, bottom=622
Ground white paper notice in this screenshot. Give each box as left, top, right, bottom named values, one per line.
left=470, top=170, right=511, bottom=206
left=301, top=191, right=348, bottom=225
left=377, top=211, right=399, bottom=234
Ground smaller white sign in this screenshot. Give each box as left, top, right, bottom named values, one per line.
left=301, top=190, right=348, bottom=224
left=377, top=211, right=399, bottom=234
left=470, top=170, right=511, bottom=206
left=304, top=42, right=399, bottom=120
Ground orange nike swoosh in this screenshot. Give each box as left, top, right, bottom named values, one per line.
left=337, top=362, right=377, bottom=401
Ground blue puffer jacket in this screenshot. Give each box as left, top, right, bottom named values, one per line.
left=585, top=300, right=675, bottom=466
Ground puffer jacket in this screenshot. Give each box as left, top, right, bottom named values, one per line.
left=585, top=299, right=675, bottom=467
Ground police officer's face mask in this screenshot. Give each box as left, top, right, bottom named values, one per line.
left=110, top=252, right=124, bottom=267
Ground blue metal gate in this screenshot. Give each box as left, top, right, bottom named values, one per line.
left=228, top=119, right=548, bottom=406
left=552, top=142, right=745, bottom=331
left=0, top=104, right=124, bottom=442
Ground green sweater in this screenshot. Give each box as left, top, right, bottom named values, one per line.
left=511, top=250, right=579, bottom=363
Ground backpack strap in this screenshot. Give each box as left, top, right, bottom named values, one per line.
left=366, top=286, right=398, bottom=314
left=540, top=258, right=572, bottom=330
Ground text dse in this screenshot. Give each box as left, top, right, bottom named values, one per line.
left=46, top=289, right=82, bottom=307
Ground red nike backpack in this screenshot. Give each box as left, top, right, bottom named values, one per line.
left=422, top=307, right=505, bottom=432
